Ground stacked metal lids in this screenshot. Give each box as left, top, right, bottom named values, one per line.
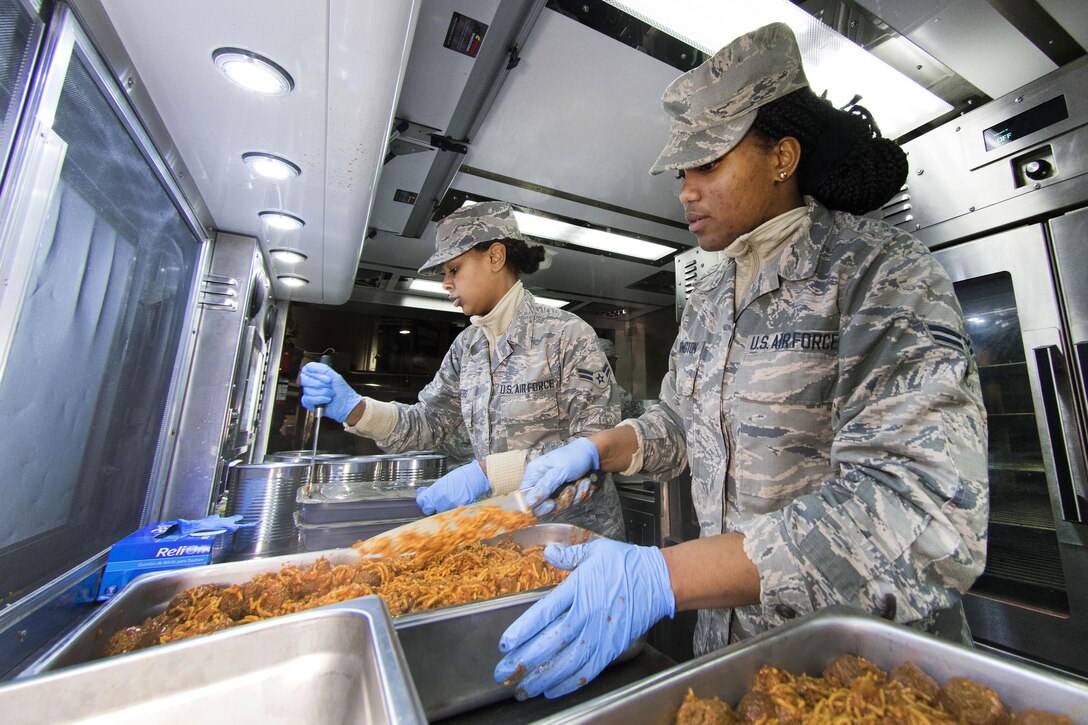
left=225, top=461, right=309, bottom=558
left=288, top=451, right=448, bottom=552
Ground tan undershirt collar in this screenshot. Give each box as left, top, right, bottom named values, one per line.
left=724, top=206, right=810, bottom=314
left=470, top=280, right=524, bottom=356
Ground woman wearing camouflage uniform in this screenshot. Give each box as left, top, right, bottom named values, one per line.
left=299, top=201, right=625, bottom=539
left=493, top=22, right=988, bottom=700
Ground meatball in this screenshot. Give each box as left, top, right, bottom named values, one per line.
left=735, top=690, right=777, bottom=723
left=217, top=587, right=246, bottom=620
left=674, top=688, right=737, bottom=725
left=352, top=566, right=382, bottom=587
left=938, top=677, right=1010, bottom=725
left=102, top=624, right=160, bottom=655
left=890, top=661, right=939, bottom=701
left=822, top=654, right=883, bottom=688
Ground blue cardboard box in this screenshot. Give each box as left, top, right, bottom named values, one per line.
left=97, top=521, right=234, bottom=601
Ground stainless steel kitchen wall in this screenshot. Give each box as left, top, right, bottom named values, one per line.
left=0, top=3, right=205, bottom=607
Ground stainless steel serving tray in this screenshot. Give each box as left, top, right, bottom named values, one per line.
left=20, top=523, right=631, bottom=721
left=0, top=596, right=425, bottom=724
left=539, top=607, right=1088, bottom=724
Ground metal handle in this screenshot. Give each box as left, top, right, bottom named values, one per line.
left=315, top=353, right=333, bottom=419
left=1034, top=345, right=1087, bottom=523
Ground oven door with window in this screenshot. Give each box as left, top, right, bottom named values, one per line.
left=934, top=223, right=1088, bottom=676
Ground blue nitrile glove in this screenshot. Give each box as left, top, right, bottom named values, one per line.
left=493, top=538, right=675, bottom=700
left=520, top=438, right=599, bottom=515
left=415, top=460, right=491, bottom=515
left=298, top=362, right=363, bottom=423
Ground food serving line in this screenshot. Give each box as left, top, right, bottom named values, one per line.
left=4, top=524, right=1088, bottom=724
left=1, top=453, right=1087, bottom=723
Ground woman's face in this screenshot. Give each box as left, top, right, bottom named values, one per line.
left=440, top=246, right=505, bottom=316
left=677, top=132, right=791, bottom=252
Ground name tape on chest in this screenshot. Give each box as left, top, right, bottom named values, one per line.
left=496, top=378, right=558, bottom=395
left=748, top=330, right=839, bottom=352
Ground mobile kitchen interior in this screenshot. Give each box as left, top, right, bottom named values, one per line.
left=0, top=0, right=1087, bottom=715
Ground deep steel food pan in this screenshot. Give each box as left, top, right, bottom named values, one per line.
left=0, top=596, right=425, bottom=724
left=20, top=524, right=636, bottom=720
left=538, top=607, right=1088, bottom=724
left=297, top=485, right=424, bottom=525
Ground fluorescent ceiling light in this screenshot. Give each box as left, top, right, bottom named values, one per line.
left=269, top=248, right=306, bottom=264
left=398, top=329, right=411, bottom=335
left=243, top=152, right=300, bottom=180
left=260, top=211, right=305, bottom=231
left=277, top=274, right=308, bottom=287
left=213, top=47, right=294, bottom=96
left=408, top=278, right=567, bottom=307
left=408, top=279, right=446, bottom=295
left=605, top=0, right=952, bottom=139
left=512, top=212, right=674, bottom=262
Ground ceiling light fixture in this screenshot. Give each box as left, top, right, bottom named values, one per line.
left=277, top=274, right=309, bottom=288
left=398, top=329, right=411, bottom=335
left=269, top=248, right=307, bottom=264
left=212, top=47, right=294, bottom=96
left=259, top=210, right=305, bottom=231
left=534, top=296, right=570, bottom=308
left=511, top=211, right=674, bottom=262
left=604, top=0, right=952, bottom=139
left=408, top=279, right=447, bottom=295
left=407, top=278, right=568, bottom=308
left=242, top=152, right=301, bottom=180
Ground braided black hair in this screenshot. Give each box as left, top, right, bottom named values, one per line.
left=471, top=239, right=547, bottom=276
left=751, top=87, right=908, bottom=215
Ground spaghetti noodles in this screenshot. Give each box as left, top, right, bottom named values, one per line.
left=102, top=509, right=558, bottom=657
left=675, top=655, right=1073, bottom=724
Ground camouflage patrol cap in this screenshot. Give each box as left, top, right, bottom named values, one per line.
left=649, top=22, right=809, bottom=175
left=418, top=201, right=526, bottom=275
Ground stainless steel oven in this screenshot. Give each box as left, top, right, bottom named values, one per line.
left=933, top=223, right=1088, bottom=676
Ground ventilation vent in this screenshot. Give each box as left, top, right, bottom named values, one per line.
left=355, top=268, right=392, bottom=289
left=627, top=270, right=675, bottom=296
left=880, top=186, right=915, bottom=229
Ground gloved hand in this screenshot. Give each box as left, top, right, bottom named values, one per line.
left=520, top=438, right=599, bottom=515
left=416, top=460, right=491, bottom=515
left=493, top=538, right=675, bottom=700
left=298, top=362, right=363, bottom=423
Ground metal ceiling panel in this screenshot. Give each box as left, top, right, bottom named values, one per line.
left=369, top=0, right=502, bottom=236
left=1039, top=0, right=1088, bottom=52
left=462, top=9, right=685, bottom=226
left=856, top=0, right=1057, bottom=97
left=98, top=0, right=418, bottom=304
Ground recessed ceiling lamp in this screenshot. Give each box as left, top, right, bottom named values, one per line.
left=512, top=212, right=674, bottom=262
left=398, top=328, right=411, bottom=335
left=407, top=278, right=568, bottom=307
left=277, top=274, right=308, bottom=288
left=213, top=47, right=294, bottom=96
left=603, top=0, right=951, bottom=139
left=269, top=248, right=307, bottom=264
left=259, top=210, right=305, bottom=231
left=242, top=152, right=300, bottom=180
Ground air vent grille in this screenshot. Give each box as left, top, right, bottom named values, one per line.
left=880, top=185, right=915, bottom=229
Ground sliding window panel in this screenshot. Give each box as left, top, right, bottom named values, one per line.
left=0, top=7, right=202, bottom=605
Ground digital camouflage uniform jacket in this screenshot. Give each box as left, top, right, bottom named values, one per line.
left=376, top=292, right=626, bottom=539
left=629, top=199, right=988, bottom=655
